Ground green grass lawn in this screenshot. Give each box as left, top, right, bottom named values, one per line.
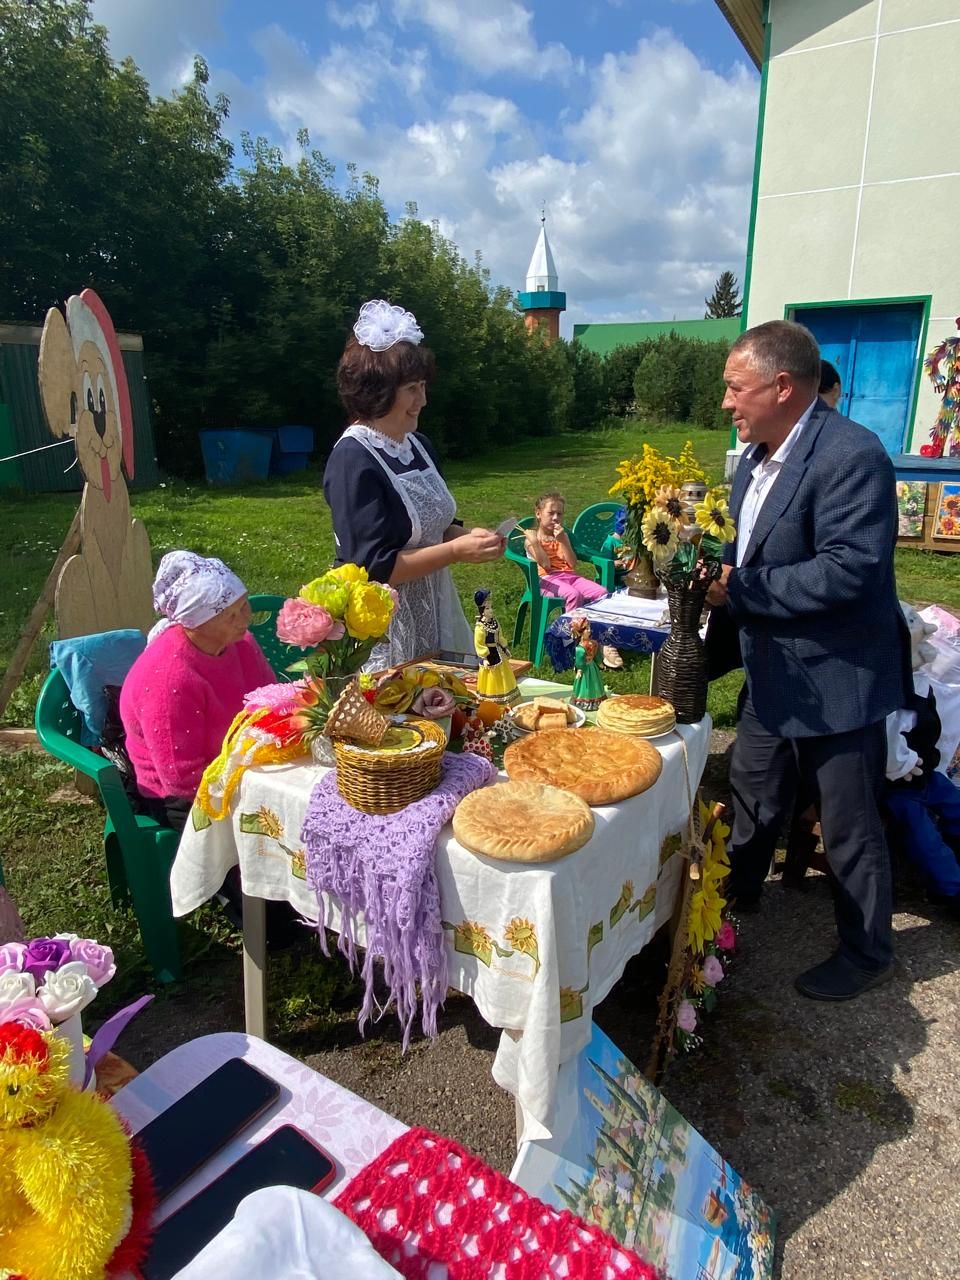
left=3, top=420, right=959, bottom=1028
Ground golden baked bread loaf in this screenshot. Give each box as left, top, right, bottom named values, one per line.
left=503, top=727, right=663, bottom=806
left=512, top=699, right=576, bottom=731
left=597, top=694, right=676, bottom=737
left=453, top=780, right=595, bottom=862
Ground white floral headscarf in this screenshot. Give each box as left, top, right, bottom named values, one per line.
left=148, top=550, right=247, bottom=643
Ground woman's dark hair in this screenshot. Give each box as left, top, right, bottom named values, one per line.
left=819, top=359, right=841, bottom=394
left=336, top=335, right=436, bottom=422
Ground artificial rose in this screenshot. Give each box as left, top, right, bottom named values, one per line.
left=676, top=1000, right=697, bottom=1033
left=68, top=938, right=116, bottom=988
left=325, top=563, right=369, bottom=587
left=0, top=941, right=27, bottom=972
left=1, top=996, right=52, bottom=1032
left=0, top=970, right=37, bottom=1008
left=36, top=960, right=98, bottom=1022
left=373, top=679, right=417, bottom=714
left=299, top=576, right=350, bottom=618
left=276, top=598, right=345, bottom=649
left=412, top=686, right=456, bottom=720
left=344, top=581, right=395, bottom=641
left=702, top=954, right=724, bottom=986
left=22, top=937, right=71, bottom=985
left=715, top=920, right=736, bottom=952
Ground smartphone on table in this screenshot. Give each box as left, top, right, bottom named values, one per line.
left=142, top=1125, right=337, bottom=1279
left=434, top=649, right=481, bottom=670
left=135, top=1057, right=281, bottom=1203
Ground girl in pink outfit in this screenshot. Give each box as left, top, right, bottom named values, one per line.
left=524, top=492, right=623, bottom=668
left=120, top=551, right=274, bottom=830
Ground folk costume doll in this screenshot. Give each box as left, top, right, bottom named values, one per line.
left=473, top=589, right=519, bottom=705
left=569, top=615, right=607, bottom=710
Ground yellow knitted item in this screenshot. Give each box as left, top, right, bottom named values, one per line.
left=0, top=1028, right=136, bottom=1280
left=196, top=707, right=306, bottom=820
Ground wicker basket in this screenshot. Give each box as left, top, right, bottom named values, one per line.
left=334, top=717, right=447, bottom=814
left=325, top=680, right=389, bottom=746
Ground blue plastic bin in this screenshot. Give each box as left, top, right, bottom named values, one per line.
left=273, top=425, right=314, bottom=476
left=200, top=430, right=273, bottom=485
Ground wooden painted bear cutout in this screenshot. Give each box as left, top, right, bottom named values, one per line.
left=38, top=289, right=154, bottom=639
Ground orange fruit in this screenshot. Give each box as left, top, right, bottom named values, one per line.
left=476, top=700, right=503, bottom=727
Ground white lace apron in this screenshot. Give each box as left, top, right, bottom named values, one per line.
left=336, top=426, right=473, bottom=668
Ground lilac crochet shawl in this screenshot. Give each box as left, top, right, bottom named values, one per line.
left=301, top=752, right=496, bottom=1051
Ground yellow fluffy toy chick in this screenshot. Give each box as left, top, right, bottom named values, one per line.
left=0, top=1022, right=154, bottom=1280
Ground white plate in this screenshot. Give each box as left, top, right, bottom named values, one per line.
left=507, top=701, right=586, bottom=734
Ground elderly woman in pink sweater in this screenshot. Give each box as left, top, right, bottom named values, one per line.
left=120, top=551, right=275, bottom=831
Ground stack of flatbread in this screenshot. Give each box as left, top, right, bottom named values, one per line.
left=597, top=694, right=676, bottom=738
left=511, top=695, right=576, bottom=733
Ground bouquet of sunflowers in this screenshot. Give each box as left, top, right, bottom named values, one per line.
left=609, top=440, right=707, bottom=569
left=640, top=484, right=736, bottom=589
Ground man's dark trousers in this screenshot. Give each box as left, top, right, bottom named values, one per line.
left=729, top=692, right=893, bottom=973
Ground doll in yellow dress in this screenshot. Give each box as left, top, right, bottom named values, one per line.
left=473, top=589, right=519, bottom=705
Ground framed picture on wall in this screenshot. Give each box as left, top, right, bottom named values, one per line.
left=934, top=484, right=960, bottom=539
left=896, top=482, right=926, bottom=538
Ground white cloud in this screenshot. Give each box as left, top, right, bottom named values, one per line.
left=328, top=2, right=380, bottom=30
left=91, top=0, right=225, bottom=94
left=391, top=0, right=573, bottom=78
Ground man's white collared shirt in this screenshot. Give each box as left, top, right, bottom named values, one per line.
left=735, top=400, right=817, bottom=567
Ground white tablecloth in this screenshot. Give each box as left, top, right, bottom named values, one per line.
left=170, top=704, right=711, bottom=1140
left=111, top=1032, right=406, bottom=1225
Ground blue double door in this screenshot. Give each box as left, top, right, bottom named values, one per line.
left=794, top=301, right=924, bottom=455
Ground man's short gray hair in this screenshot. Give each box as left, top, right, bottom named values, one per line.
left=731, top=320, right=821, bottom=384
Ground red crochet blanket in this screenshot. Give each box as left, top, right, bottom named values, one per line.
left=335, top=1127, right=660, bottom=1280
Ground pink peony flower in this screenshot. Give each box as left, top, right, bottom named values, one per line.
left=702, top=954, right=724, bottom=986
left=68, top=938, right=116, bottom=987
left=715, top=921, right=736, bottom=952
left=0, top=995, right=52, bottom=1032
left=412, top=686, right=456, bottom=719
left=276, top=598, right=345, bottom=649
left=0, top=941, right=27, bottom=973
left=677, top=1000, right=697, bottom=1033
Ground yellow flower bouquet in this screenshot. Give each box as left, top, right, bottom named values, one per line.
left=609, top=441, right=707, bottom=571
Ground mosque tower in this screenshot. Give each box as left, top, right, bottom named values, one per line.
left=517, top=213, right=566, bottom=343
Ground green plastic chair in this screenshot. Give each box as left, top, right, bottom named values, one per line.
left=249, top=593, right=318, bottom=680
left=570, top=502, right=625, bottom=592
left=35, top=668, right=182, bottom=983
left=504, top=518, right=567, bottom=667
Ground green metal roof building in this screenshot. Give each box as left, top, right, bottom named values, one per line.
left=572, top=317, right=742, bottom=357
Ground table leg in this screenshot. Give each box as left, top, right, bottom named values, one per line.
left=242, top=893, right=267, bottom=1039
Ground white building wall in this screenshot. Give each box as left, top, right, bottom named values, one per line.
left=745, top=0, right=960, bottom=451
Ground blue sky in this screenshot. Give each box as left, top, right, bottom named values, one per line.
left=90, top=0, right=759, bottom=334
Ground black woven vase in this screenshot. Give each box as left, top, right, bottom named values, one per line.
left=652, top=582, right=708, bottom=723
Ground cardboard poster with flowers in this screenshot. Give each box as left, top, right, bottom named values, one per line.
left=934, top=484, right=960, bottom=540
left=895, top=482, right=926, bottom=539
left=511, top=1022, right=775, bottom=1280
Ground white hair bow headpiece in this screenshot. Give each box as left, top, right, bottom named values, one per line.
left=353, top=299, right=424, bottom=351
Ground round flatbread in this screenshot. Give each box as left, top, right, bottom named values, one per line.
left=453, top=781, right=595, bottom=862
left=503, top=727, right=663, bottom=806
left=597, top=694, right=676, bottom=737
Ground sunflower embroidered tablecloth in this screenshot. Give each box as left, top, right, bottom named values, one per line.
left=169, top=686, right=711, bottom=1141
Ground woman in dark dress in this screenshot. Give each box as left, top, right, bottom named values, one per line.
left=323, top=300, right=503, bottom=668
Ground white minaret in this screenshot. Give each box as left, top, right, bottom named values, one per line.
left=518, top=213, right=565, bottom=342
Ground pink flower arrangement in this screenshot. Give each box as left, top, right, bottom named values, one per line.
left=676, top=1000, right=698, bottom=1033
left=412, top=686, right=456, bottom=720
left=0, top=934, right=115, bottom=1028
left=715, top=921, right=736, bottom=952
left=702, top=954, right=724, bottom=987
left=276, top=598, right=345, bottom=649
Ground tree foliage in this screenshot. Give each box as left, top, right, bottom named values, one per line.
left=0, top=0, right=608, bottom=474
left=704, top=271, right=742, bottom=319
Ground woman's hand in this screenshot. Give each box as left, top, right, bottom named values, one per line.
left=453, top=528, right=505, bottom=564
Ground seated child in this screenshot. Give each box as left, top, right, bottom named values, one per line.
left=525, top=492, right=622, bottom=669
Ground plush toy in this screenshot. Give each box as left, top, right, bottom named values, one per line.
left=0, top=1023, right=154, bottom=1279
left=884, top=603, right=960, bottom=914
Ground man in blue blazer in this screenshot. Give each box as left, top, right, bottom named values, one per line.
left=706, top=320, right=907, bottom=1001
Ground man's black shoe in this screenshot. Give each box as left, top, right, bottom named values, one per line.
left=794, top=952, right=894, bottom=1001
